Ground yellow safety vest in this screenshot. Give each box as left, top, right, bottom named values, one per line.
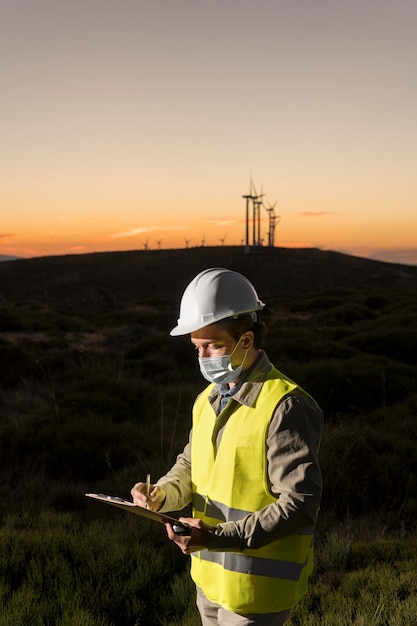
left=190, top=366, right=315, bottom=614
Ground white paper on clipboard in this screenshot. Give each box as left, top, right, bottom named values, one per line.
left=85, top=492, right=191, bottom=531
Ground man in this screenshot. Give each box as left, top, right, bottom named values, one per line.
left=131, top=268, right=323, bottom=626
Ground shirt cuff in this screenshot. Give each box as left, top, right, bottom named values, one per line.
left=206, top=521, right=244, bottom=552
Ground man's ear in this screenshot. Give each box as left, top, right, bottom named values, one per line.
left=242, top=331, right=254, bottom=349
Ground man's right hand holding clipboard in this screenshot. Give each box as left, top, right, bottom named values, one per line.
left=131, top=479, right=212, bottom=553
left=131, top=477, right=166, bottom=513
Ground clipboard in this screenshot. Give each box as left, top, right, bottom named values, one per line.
left=85, top=493, right=191, bottom=534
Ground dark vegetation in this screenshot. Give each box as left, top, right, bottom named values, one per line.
left=1, top=246, right=417, bottom=624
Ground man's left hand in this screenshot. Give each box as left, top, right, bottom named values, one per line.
left=165, top=517, right=209, bottom=554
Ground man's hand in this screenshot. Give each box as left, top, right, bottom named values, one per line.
left=131, top=482, right=166, bottom=511
left=165, top=517, right=209, bottom=554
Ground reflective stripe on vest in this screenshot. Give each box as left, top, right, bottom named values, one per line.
left=190, top=365, right=315, bottom=614
left=192, top=493, right=315, bottom=534
left=193, top=545, right=310, bottom=580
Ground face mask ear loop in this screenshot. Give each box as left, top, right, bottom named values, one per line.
left=229, top=335, right=245, bottom=358
left=228, top=335, right=248, bottom=372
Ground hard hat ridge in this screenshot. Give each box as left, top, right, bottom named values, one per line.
left=170, top=268, right=265, bottom=336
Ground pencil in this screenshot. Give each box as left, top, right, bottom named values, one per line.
left=146, top=473, right=151, bottom=509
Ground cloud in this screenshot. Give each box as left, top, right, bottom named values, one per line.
left=110, top=228, right=149, bottom=239
left=203, top=219, right=239, bottom=227
left=111, top=225, right=188, bottom=239
left=0, top=233, right=16, bottom=239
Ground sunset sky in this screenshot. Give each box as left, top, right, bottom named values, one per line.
left=1, top=0, right=416, bottom=264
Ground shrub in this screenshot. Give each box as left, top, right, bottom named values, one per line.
left=6, top=412, right=155, bottom=485
left=288, top=529, right=417, bottom=626
left=315, top=303, right=377, bottom=326
left=319, top=420, right=417, bottom=522
left=0, top=344, right=31, bottom=388
left=0, top=510, right=188, bottom=626
left=342, top=328, right=417, bottom=365
left=0, top=309, right=24, bottom=331
left=290, top=355, right=417, bottom=417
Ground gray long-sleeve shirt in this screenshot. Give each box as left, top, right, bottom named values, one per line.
left=157, top=350, right=323, bottom=552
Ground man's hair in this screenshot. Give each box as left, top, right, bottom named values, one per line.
left=217, top=313, right=267, bottom=349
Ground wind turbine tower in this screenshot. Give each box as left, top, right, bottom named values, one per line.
left=242, top=191, right=255, bottom=251
left=251, top=183, right=264, bottom=247
left=265, top=202, right=280, bottom=247
left=254, top=195, right=263, bottom=246
left=242, top=181, right=264, bottom=250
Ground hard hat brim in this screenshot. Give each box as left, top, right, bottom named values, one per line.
left=170, top=308, right=264, bottom=336
left=170, top=268, right=265, bottom=337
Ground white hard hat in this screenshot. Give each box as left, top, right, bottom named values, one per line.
left=170, top=268, right=265, bottom=336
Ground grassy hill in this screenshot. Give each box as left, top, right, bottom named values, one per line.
left=1, top=246, right=417, bottom=624
left=2, top=246, right=417, bottom=311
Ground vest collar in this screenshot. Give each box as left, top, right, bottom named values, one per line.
left=207, top=350, right=273, bottom=408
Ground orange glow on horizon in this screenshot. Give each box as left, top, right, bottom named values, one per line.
left=1, top=191, right=417, bottom=264
left=1, top=3, right=416, bottom=266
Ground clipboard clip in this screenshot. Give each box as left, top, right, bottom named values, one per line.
left=85, top=492, right=193, bottom=535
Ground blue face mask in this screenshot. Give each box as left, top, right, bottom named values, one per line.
left=198, top=337, right=247, bottom=384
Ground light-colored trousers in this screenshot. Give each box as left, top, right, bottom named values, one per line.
left=196, top=586, right=291, bottom=626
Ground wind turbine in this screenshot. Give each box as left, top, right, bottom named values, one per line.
left=265, top=201, right=280, bottom=247
left=251, top=182, right=264, bottom=246
left=219, top=232, right=227, bottom=246
left=184, top=237, right=193, bottom=249
left=242, top=180, right=256, bottom=250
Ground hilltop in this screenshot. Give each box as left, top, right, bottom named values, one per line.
left=1, top=246, right=417, bottom=313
